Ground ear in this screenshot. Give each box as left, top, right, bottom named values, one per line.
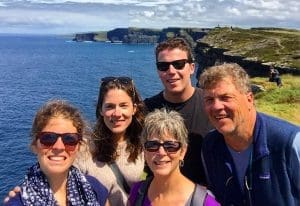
left=133, top=103, right=137, bottom=115
left=246, top=92, right=255, bottom=106
left=179, top=144, right=187, bottom=159
left=99, top=109, right=103, bottom=116
left=189, top=62, right=195, bottom=75
left=31, top=143, right=38, bottom=154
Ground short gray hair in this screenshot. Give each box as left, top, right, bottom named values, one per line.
left=141, top=108, right=188, bottom=146
left=199, top=63, right=252, bottom=94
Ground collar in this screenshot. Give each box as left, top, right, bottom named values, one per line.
left=252, top=112, right=270, bottom=161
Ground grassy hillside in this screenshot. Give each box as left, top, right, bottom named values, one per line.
left=252, top=74, right=300, bottom=125
left=201, top=27, right=300, bottom=69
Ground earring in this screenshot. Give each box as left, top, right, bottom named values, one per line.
left=179, top=159, right=184, bottom=167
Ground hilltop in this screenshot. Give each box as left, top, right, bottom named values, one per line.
left=72, top=27, right=210, bottom=44
left=198, top=27, right=300, bottom=74
left=73, top=27, right=300, bottom=76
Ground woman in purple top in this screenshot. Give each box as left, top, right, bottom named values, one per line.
left=128, top=109, right=220, bottom=206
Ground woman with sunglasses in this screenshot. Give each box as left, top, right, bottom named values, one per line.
left=128, top=108, right=220, bottom=206
left=75, top=77, right=145, bottom=206
left=4, top=100, right=110, bottom=206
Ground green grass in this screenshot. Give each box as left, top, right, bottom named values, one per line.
left=201, top=27, right=300, bottom=69
left=251, top=74, right=300, bottom=125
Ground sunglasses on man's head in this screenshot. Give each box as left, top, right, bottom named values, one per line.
left=144, top=140, right=182, bottom=153
left=156, top=59, right=192, bottom=71
left=37, top=132, right=82, bottom=151
left=101, top=76, right=133, bottom=85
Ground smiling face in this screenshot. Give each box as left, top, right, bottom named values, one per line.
left=32, top=116, right=79, bottom=178
left=100, top=88, right=136, bottom=139
left=203, top=77, right=254, bottom=137
left=157, top=48, right=195, bottom=99
left=144, top=131, right=186, bottom=178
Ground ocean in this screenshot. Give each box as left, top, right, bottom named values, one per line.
left=0, top=35, right=199, bottom=200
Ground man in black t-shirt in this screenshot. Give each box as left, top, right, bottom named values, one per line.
left=144, top=37, right=212, bottom=185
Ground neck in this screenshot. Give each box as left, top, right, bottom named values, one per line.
left=151, top=168, right=184, bottom=192
left=164, top=85, right=195, bottom=103
left=113, top=133, right=126, bottom=143
left=47, top=173, right=68, bottom=206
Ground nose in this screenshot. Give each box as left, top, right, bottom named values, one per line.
left=157, top=145, right=167, bottom=155
left=112, top=106, right=122, bottom=116
left=51, top=137, right=65, bottom=150
left=167, top=64, right=177, bottom=73
left=211, top=98, right=225, bottom=110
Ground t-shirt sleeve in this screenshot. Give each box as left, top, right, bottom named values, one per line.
left=86, top=175, right=109, bottom=206
left=204, top=192, right=221, bottom=206
left=128, top=181, right=143, bottom=205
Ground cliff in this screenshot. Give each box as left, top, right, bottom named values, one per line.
left=73, top=27, right=210, bottom=44
left=73, top=27, right=300, bottom=76
left=195, top=27, right=300, bottom=77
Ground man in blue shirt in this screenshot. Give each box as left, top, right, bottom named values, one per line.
left=199, top=63, right=300, bottom=206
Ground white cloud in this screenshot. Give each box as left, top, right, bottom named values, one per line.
left=143, top=10, right=155, bottom=17
left=0, top=0, right=299, bottom=34
left=226, top=7, right=241, bottom=16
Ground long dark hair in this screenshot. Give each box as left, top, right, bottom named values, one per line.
left=92, top=77, right=145, bottom=163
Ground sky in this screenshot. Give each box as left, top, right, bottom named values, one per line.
left=0, top=0, right=299, bottom=34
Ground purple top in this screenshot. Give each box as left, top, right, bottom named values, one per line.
left=129, top=181, right=220, bottom=206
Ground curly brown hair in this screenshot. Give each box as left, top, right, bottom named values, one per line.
left=31, top=99, right=86, bottom=145
left=155, top=37, right=194, bottom=62
left=92, top=77, right=145, bottom=163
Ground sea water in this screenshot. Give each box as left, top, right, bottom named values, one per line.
left=0, top=35, right=172, bottom=200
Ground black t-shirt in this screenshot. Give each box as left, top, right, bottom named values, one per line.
left=144, top=88, right=212, bottom=185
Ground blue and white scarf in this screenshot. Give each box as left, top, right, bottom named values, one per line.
left=20, top=163, right=101, bottom=206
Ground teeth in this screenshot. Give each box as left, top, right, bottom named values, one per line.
left=49, top=156, right=65, bottom=161
left=215, top=115, right=227, bottom=119
left=154, top=161, right=169, bottom=165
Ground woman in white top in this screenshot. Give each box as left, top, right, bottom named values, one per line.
left=75, top=77, right=145, bottom=206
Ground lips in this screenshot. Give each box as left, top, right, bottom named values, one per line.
left=154, top=160, right=171, bottom=165
left=215, top=114, right=228, bottom=119
left=167, top=79, right=179, bottom=83
left=48, top=156, right=66, bottom=161
left=110, top=119, right=125, bottom=126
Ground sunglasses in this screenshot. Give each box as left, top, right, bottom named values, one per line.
left=37, top=132, right=82, bottom=151
left=156, top=59, right=192, bottom=71
left=144, top=140, right=182, bottom=153
left=101, top=76, right=133, bottom=85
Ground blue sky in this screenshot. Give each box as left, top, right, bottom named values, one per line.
left=0, top=0, right=299, bottom=34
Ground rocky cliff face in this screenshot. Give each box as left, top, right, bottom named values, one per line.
left=195, top=42, right=300, bottom=79
left=72, top=27, right=299, bottom=76
left=73, top=33, right=96, bottom=42
left=73, top=27, right=210, bottom=44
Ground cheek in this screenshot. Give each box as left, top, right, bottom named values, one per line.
left=144, top=152, right=154, bottom=165
left=101, top=109, right=113, bottom=118
left=158, top=71, right=166, bottom=79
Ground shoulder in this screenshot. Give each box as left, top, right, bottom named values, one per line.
left=193, top=185, right=220, bottom=206
left=258, top=113, right=300, bottom=143
left=204, top=191, right=221, bottom=206
left=202, top=130, right=224, bottom=150
left=86, top=174, right=108, bottom=193
left=85, top=175, right=109, bottom=204
left=3, top=193, right=22, bottom=206
left=128, top=181, right=143, bottom=205
left=144, top=91, right=164, bottom=111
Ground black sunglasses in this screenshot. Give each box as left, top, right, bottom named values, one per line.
left=101, top=76, right=133, bottom=85
left=156, top=59, right=192, bottom=71
left=144, top=140, right=182, bottom=153
left=37, top=132, right=82, bottom=151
